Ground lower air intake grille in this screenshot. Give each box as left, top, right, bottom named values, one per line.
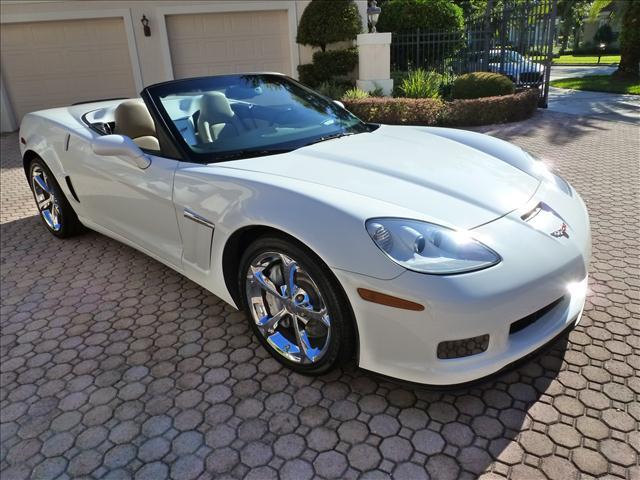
left=509, top=297, right=565, bottom=335
left=437, top=334, right=490, bottom=359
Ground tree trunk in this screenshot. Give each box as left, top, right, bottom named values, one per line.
left=572, top=22, right=581, bottom=50
left=615, top=0, right=640, bottom=78
left=559, top=19, right=571, bottom=53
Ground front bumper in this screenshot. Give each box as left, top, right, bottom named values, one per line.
left=336, top=184, right=591, bottom=385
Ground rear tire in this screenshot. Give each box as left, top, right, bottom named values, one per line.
left=238, top=234, right=355, bottom=375
left=28, top=157, right=84, bottom=238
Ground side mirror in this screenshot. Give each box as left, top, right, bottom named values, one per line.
left=333, top=100, right=346, bottom=109
left=90, top=135, right=151, bottom=169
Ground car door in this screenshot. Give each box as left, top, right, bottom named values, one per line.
left=65, top=137, right=183, bottom=269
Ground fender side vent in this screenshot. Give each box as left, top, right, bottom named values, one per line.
left=65, top=176, right=80, bottom=203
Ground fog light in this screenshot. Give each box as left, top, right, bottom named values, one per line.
left=567, top=277, right=588, bottom=298
left=437, top=334, right=489, bottom=359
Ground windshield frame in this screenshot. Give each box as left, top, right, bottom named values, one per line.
left=142, top=73, right=369, bottom=164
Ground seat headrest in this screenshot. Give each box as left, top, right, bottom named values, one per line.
left=199, top=92, right=234, bottom=123
left=114, top=99, right=156, bottom=139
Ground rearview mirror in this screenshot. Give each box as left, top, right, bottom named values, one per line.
left=90, top=135, right=151, bottom=169
left=333, top=100, right=346, bottom=109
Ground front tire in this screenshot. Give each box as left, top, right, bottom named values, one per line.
left=239, top=235, right=355, bottom=375
left=28, top=157, right=83, bottom=238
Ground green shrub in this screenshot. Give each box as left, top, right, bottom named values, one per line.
left=399, top=69, right=443, bottom=98
left=297, top=64, right=322, bottom=87
left=313, top=48, right=358, bottom=79
left=377, top=0, right=464, bottom=33
left=439, top=73, right=457, bottom=99
left=391, top=71, right=409, bottom=96
left=594, top=24, right=614, bottom=45
left=315, top=81, right=350, bottom=100
left=380, top=0, right=464, bottom=70
left=296, top=0, right=362, bottom=52
left=451, top=72, right=515, bottom=99
left=297, top=48, right=358, bottom=88
left=342, top=90, right=538, bottom=126
left=342, top=87, right=370, bottom=101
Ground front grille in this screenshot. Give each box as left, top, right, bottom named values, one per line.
left=519, top=72, right=542, bottom=84
left=437, top=334, right=490, bottom=359
left=509, top=297, right=565, bottom=335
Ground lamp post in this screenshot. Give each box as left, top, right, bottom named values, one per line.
left=597, top=43, right=606, bottom=64
left=367, top=0, right=381, bottom=33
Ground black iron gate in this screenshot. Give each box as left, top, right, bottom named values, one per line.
left=390, top=0, right=557, bottom=107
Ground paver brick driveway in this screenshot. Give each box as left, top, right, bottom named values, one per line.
left=1, top=111, right=638, bottom=479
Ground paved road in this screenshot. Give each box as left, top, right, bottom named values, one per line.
left=549, top=65, right=617, bottom=81
left=1, top=113, right=639, bottom=479
left=546, top=65, right=639, bottom=123
left=547, top=88, right=640, bottom=124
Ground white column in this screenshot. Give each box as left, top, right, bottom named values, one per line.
left=356, top=32, right=393, bottom=95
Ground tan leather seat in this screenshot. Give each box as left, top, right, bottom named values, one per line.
left=197, top=92, right=246, bottom=143
left=114, top=99, right=160, bottom=151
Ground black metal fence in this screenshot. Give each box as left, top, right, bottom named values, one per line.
left=390, top=0, right=557, bottom=107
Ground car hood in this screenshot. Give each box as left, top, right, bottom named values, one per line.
left=222, top=125, right=540, bottom=229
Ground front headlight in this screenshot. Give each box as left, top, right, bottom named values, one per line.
left=366, top=218, right=501, bottom=274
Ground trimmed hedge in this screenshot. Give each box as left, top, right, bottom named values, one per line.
left=298, top=48, right=358, bottom=87
left=313, top=48, right=358, bottom=80
left=451, top=72, right=515, bottom=99
left=296, top=0, right=362, bottom=52
left=343, top=97, right=445, bottom=125
left=343, top=89, right=538, bottom=127
left=441, top=89, right=538, bottom=126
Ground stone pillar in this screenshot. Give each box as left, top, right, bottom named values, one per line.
left=356, top=32, right=393, bottom=95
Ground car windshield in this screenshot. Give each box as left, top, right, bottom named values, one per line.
left=146, top=74, right=370, bottom=162
left=489, top=50, right=525, bottom=63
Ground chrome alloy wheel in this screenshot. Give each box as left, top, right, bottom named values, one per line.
left=31, top=165, right=61, bottom=231
left=245, top=252, right=331, bottom=364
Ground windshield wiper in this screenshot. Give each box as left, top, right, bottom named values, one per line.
left=214, top=148, right=292, bottom=161
left=304, top=131, right=357, bottom=147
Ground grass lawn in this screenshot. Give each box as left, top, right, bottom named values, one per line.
left=552, top=54, right=620, bottom=65
left=550, top=75, right=640, bottom=95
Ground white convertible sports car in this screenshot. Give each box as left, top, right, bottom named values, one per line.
left=20, top=73, right=590, bottom=385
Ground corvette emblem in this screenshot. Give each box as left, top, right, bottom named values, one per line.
left=551, top=223, right=569, bottom=238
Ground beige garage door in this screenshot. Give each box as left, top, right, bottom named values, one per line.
left=1, top=18, right=137, bottom=120
left=167, top=10, right=292, bottom=79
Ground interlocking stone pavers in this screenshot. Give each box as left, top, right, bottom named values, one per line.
left=1, top=109, right=638, bottom=479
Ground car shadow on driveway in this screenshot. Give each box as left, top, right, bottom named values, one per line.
left=1, top=213, right=572, bottom=479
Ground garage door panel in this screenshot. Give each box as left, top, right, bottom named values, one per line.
left=1, top=18, right=136, bottom=120
left=167, top=10, right=292, bottom=79
left=232, top=39, right=257, bottom=59
left=258, top=36, right=289, bottom=57
left=170, top=40, right=226, bottom=64
left=201, top=17, right=227, bottom=35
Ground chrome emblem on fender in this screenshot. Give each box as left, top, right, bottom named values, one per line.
left=551, top=223, right=569, bottom=238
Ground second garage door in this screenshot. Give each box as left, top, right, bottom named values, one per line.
left=1, top=17, right=137, bottom=121
left=166, top=10, right=292, bottom=79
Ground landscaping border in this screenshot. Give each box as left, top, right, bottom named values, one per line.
left=343, top=89, right=539, bottom=127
